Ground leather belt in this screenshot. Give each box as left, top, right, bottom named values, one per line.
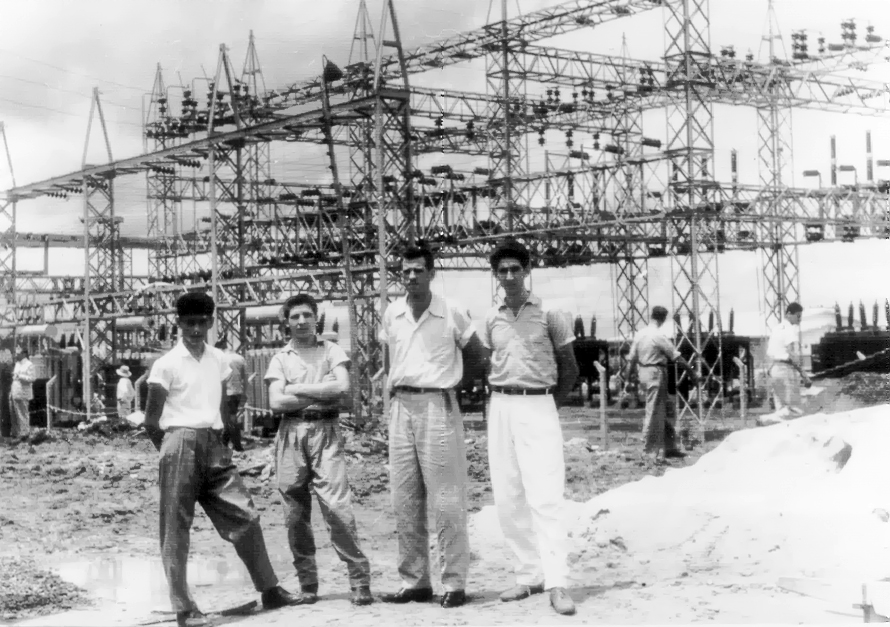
left=490, top=386, right=554, bottom=396
left=279, top=408, right=339, bottom=421
left=391, top=386, right=451, bottom=394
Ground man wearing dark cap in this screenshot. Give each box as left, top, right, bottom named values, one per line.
left=625, top=305, right=697, bottom=462
left=144, top=292, right=297, bottom=627
left=482, top=240, right=579, bottom=616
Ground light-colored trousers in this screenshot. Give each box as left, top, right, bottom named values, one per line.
left=275, top=417, right=371, bottom=590
left=639, top=365, right=679, bottom=454
left=488, top=393, right=569, bottom=589
left=767, top=362, right=804, bottom=420
left=9, top=397, right=30, bottom=437
left=388, top=389, right=469, bottom=592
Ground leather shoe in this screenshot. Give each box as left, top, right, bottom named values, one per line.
left=261, top=585, right=300, bottom=609
left=499, top=583, right=545, bottom=602
left=665, top=449, right=687, bottom=459
left=549, top=587, right=576, bottom=616
left=176, top=609, right=210, bottom=627
left=440, top=590, right=466, bottom=608
left=380, top=587, right=434, bottom=603
left=351, top=586, right=374, bottom=606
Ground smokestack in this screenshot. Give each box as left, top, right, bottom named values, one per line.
left=867, top=131, right=874, bottom=182
left=830, top=135, right=837, bottom=186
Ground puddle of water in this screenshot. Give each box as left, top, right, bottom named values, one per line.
left=53, top=555, right=255, bottom=611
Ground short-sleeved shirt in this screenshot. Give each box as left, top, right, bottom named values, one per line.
left=147, top=342, right=231, bottom=430
left=11, top=358, right=35, bottom=400
left=264, top=340, right=350, bottom=411
left=379, top=293, right=475, bottom=389
left=766, top=320, right=800, bottom=363
left=627, top=324, right=680, bottom=367
left=224, top=351, right=246, bottom=396
left=483, top=293, right=574, bottom=388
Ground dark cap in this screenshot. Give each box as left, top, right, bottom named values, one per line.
left=176, top=292, right=215, bottom=317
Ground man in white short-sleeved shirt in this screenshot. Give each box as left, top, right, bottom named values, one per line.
left=378, top=245, right=486, bottom=610
left=481, top=240, right=580, bottom=616
left=760, top=301, right=811, bottom=425
left=265, top=293, right=373, bottom=607
left=144, top=292, right=297, bottom=627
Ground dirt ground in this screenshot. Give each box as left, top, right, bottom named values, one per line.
left=1, top=374, right=888, bottom=625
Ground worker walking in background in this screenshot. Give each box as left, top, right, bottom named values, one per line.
left=215, top=339, right=245, bottom=452
left=482, top=240, right=579, bottom=617
left=625, top=306, right=697, bottom=463
left=379, top=245, right=487, bottom=609
left=116, top=365, right=136, bottom=419
left=144, top=292, right=297, bottom=627
left=760, top=302, right=812, bottom=426
left=265, top=293, right=373, bottom=607
left=10, top=348, right=35, bottom=438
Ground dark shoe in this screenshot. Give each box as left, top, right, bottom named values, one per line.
left=380, top=587, right=434, bottom=604
left=351, top=586, right=374, bottom=606
left=261, top=585, right=300, bottom=609
left=440, top=590, right=466, bottom=608
left=665, top=449, right=687, bottom=459
left=549, top=587, right=576, bottom=616
left=176, top=609, right=210, bottom=627
left=499, top=583, right=545, bottom=602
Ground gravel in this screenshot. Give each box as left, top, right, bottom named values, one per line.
left=0, top=557, right=90, bottom=621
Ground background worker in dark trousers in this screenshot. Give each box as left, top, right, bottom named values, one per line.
left=265, top=293, right=373, bottom=607
left=379, top=245, right=487, bottom=609
left=624, top=306, right=697, bottom=463
left=481, top=240, right=579, bottom=617
left=214, top=339, right=245, bottom=452
left=144, top=292, right=297, bottom=627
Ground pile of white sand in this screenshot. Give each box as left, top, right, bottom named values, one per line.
left=471, top=405, right=890, bottom=584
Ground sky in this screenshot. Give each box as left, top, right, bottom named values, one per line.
left=1, top=0, right=890, bottom=339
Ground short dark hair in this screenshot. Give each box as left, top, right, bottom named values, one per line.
left=402, top=245, right=434, bottom=271
left=177, top=292, right=215, bottom=317
left=490, top=240, right=530, bottom=271
left=214, top=338, right=227, bottom=350
left=786, top=302, right=803, bottom=315
left=651, top=306, right=669, bottom=323
left=281, top=293, right=318, bottom=320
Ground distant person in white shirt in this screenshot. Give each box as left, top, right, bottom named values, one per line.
left=10, top=348, right=35, bottom=437
left=760, top=302, right=812, bottom=426
left=116, top=365, right=136, bottom=418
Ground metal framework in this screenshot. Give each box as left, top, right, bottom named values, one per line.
left=3, top=0, right=890, bottom=427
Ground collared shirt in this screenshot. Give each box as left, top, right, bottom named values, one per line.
left=766, top=320, right=800, bottom=363
left=11, top=358, right=35, bottom=400
left=224, top=351, right=246, bottom=396
left=264, top=339, right=349, bottom=411
left=627, top=323, right=680, bottom=367
left=380, top=293, right=475, bottom=389
left=147, top=341, right=231, bottom=430
left=482, top=293, right=574, bottom=388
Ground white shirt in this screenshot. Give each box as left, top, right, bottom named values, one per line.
left=11, top=358, right=35, bottom=400
left=766, top=320, right=800, bottom=363
left=117, top=377, right=135, bottom=403
left=147, top=342, right=231, bottom=430
left=379, top=293, right=475, bottom=389
left=627, top=323, right=681, bottom=367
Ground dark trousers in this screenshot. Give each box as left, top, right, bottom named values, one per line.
left=159, top=428, right=278, bottom=612
left=276, top=418, right=371, bottom=590
left=222, top=395, right=244, bottom=451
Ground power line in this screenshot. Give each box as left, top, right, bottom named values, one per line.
left=0, top=48, right=148, bottom=93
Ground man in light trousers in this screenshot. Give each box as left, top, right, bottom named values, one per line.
left=265, top=293, right=373, bottom=607
left=625, top=306, right=697, bottom=463
left=760, top=301, right=811, bottom=426
left=10, top=348, right=35, bottom=437
left=379, top=245, right=486, bottom=609
left=481, top=240, right=580, bottom=616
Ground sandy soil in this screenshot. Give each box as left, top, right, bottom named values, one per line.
left=1, top=376, right=887, bottom=626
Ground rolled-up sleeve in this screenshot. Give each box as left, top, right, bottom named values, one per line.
left=546, top=309, right=575, bottom=348
left=264, top=354, right=285, bottom=383
left=147, top=359, right=172, bottom=391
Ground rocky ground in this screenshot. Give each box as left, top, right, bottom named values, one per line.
left=0, top=373, right=887, bottom=625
